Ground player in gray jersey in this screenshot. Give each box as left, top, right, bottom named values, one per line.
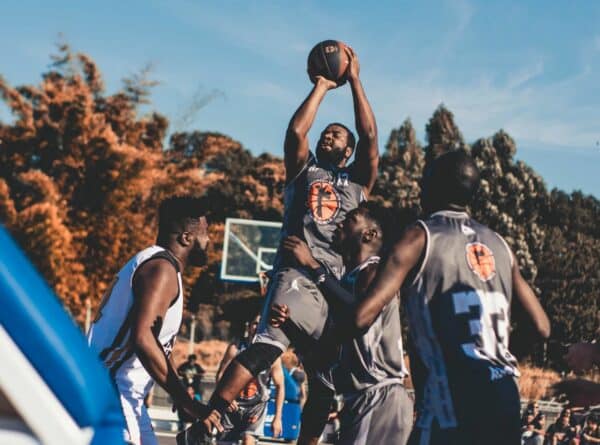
left=287, top=151, right=550, bottom=445
left=271, top=205, right=413, bottom=445
left=215, top=314, right=284, bottom=445
left=180, top=48, right=379, bottom=445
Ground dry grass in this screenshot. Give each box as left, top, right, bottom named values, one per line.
left=518, top=365, right=561, bottom=400
left=173, top=339, right=229, bottom=371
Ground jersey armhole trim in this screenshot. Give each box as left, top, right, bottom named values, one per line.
left=411, top=220, right=431, bottom=287
left=284, top=151, right=315, bottom=189
left=494, top=232, right=514, bottom=268
left=131, top=254, right=181, bottom=308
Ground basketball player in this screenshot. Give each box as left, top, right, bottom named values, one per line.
left=281, top=151, right=550, bottom=445
left=88, top=196, right=220, bottom=445
left=179, top=47, right=379, bottom=444
left=271, top=205, right=414, bottom=445
left=215, top=314, right=285, bottom=445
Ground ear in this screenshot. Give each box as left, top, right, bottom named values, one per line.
left=362, top=228, right=378, bottom=243
left=344, top=146, right=353, bottom=160
left=178, top=231, right=192, bottom=247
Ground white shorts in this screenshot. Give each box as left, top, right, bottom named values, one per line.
left=119, top=392, right=157, bottom=445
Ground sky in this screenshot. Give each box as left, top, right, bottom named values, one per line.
left=1, top=0, right=599, bottom=196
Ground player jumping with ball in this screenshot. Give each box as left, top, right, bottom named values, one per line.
left=178, top=44, right=379, bottom=445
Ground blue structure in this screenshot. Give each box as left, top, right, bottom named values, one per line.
left=263, top=367, right=302, bottom=441
left=0, top=226, right=125, bottom=444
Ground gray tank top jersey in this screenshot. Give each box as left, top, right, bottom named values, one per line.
left=279, top=151, right=365, bottom=278
left=403, top=210, right=518, bottom=429
left=236, top=340, right=271, bottom=406
left=332, top=256, right=408, bottom=396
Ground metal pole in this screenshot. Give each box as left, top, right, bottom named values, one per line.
left=188, top=314, right=197, bottom=356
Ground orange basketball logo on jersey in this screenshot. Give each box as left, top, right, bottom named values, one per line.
left=307, top=180, right=341, bottom=224
left=466, top=242, right=496, bottom=281
left=239, top=378, right=259, bottom=400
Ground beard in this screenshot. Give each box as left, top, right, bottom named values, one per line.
left=188, top=248, right=208, bottom=267
left=316, top=145, right=347, bottom=166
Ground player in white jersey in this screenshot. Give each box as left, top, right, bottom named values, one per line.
left=88, top=196, right=219, bottom=445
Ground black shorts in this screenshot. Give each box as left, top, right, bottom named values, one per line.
left=408, top=375, right=521, bottom=445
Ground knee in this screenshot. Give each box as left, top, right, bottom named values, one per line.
left=235, top=343, right=282, bottom=376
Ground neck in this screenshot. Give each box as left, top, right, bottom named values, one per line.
left=429, top=203, right=468, bottom=215
left=157, top=239, right=187, bottom=270
left=344, top=246, right=378, bottom=271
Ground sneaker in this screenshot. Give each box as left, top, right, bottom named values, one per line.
left=176, top=421, right=216, bottom=445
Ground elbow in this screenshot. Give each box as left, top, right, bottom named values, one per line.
left=287, top=125, right=304, bottom=140
left=353, top=311, right=373, bottom=334
left=366, top=128, right=378, bottom=142
left=132, top=330, right=152, bottom=354
left=360, top=128, right=377, bottom=143
left=538, top=319, right=551, bottom=339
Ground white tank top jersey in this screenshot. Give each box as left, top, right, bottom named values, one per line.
left=87, top=246, right=184, bottom=398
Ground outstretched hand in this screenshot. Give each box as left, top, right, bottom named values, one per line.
left=313, top=74, right=338, bottom=90
left=344, top=45, right=360, bottom=82
left=281, top=236, right=320, bottom=269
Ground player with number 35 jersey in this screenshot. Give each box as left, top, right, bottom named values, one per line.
left=310, top=151, right=550, bottom=445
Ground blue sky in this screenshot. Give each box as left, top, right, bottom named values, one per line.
left=1, top=0, right=599, bottom=196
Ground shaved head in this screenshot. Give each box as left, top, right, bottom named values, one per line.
left=421, top=150, right=480, bottom=213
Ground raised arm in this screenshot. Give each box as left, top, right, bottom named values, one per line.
left=511, top=253, right=551, bottom=339
left=354, top=225, right=425, bottom=330
left=131, top=259, right=206, bottom=419
left=279, top=227, right=424, bottom=336
left=345, top=47, right=379, bottom=195
left=284, top=77, right=337, bottom=183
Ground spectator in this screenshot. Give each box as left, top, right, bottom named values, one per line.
left=521, top=404, right=545, bottom=445
left=580, top=414, right=600, bottom=445
left=547, top=408, right=577, bottom=445
left=177, top=354, right=205, bottom=394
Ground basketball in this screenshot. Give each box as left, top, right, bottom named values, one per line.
left=307, top=40, right=350, bottom=85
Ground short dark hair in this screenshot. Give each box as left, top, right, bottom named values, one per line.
left=328, top=122, right=356, bottom=152
left=588, top=414, right=599, bottom=424
left=348, top=204, right=385, bottom=248
left=422, top=150, right=480, bottom=207
left=158, top=196, right=208, bottom=238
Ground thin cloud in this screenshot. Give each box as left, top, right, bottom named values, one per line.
left=506, top=60, right=544, bottom=89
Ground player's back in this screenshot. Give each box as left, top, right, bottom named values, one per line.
left=404, top=210, right=519, bottom=431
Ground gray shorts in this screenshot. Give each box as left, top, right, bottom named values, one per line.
left=255, top=267, right=329, bottom=354
left=337, top=383, right=413, bottom=445
left=220, top=401, right=268, bottom=440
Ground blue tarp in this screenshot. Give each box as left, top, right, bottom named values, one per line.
left=0, top=226, right=125, bottom=444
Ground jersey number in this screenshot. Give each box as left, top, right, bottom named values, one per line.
left=451, top=289, right=508, bottom=361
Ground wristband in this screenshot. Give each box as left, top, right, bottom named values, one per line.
left=209, top=394, right=231, bottom=416
left=308, top=265, right=328, bottom=284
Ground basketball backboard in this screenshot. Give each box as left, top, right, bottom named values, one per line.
left=220, top=218, right=282, bottom=283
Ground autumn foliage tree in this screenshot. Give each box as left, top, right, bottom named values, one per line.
left=0, top=49, right=597, bottom=359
